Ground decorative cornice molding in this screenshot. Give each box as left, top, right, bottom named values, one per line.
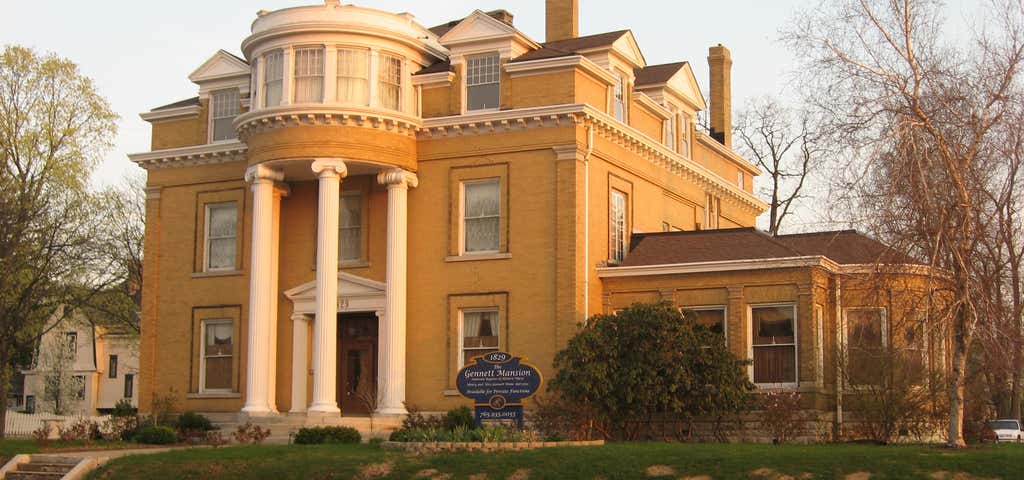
left=596, top=256, right=840, bottom=278
left=234, top=105, right=422, bottom=140
left=128, top=141, right=247, bottom=170
left=139, top=105, right=201, bottom=123
left=411, top=71, right=455, bottom=89
left=377, top=168, right=418, bottom=189
left=504, top=55, right=617, bottom=85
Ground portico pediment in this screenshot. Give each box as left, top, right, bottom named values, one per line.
left=284, top=272, right=386, bottom=315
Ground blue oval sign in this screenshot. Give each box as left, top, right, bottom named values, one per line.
left=455, top=351, right=543, bottom=407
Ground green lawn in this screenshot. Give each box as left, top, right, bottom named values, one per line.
left=84, top=442, right=1024, bottom=480
left=0, top=439, right=38, bottom=462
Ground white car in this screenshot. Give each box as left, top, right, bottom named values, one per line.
left=987, top=419, right=1023, bottom=443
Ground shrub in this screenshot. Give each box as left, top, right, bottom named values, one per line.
left=100, top=415, right=138, bottom=441
left=136, top=425, right=177, bottom=445
left=32, top=425, right=50, bottom=447
left=233, top=422, right=271, bottom=445
left=112, top=398, right=137, bottom=418
left=150, top=388, right=178, bottom=427
left=204, top=430, right=230, bottom=447
left=177, top=412, right=215, bottom=432
left=444, top=406, right=474, bottom=430
left=293, top=426, right=361, bottom=444
left=59, top=418, right=101, bottom=442
left=551, top=302, right=753, bottom=440
left=760, top=391, right=803, bottom=443
left=400, top=404, right=443, bottom=430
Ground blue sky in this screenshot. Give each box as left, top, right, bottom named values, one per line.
left=1, top=0, right=981, bottom=229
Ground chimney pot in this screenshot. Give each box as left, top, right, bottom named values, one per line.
left=707, top=44, right=733, bottom=147
left=546, top=0, right=579, bottom=42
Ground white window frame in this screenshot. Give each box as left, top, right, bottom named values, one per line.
left=339, top=191, right=363, bottom=263
left=263, top=50, right=284, bottom=107
left=612, top=71, right=627, bottom=122
left=203, top=202, right=238, bottom=272
left=465, top=52, right=501, bottom=112
left=680, top=305, right=728, bottom=345
left=815, top=304, right=825, bottom=387
left=610, top=189, right=627, bottom=263
left=336, top=47, right=370, bottom=105
left=377, top=53, right=403, bottom=111
left=841, top=307, right=888, bottom=389
left=292, top=46, right=325, bottom=104
left=208, top=88, right=240, bottom=143
left=748, top=302, right=799, bottom=389
left=680, top=115, right=690, bottom=156
left=737, top=170, right=745, bottom=189
left=458, top=307, right=500, bottom=368
left=664, top=105, right=677, bottom=151
left=199, top=318, right=234, bottom=394
left=460, top=178, right=501, bottom=255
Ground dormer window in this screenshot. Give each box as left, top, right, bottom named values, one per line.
left=263, top=51, right=284, bottom=107
left=664, top=105, right=677, bottom=152
left=337, top=48, right=369, bottom=105
left=210, top=89, right=239, bottom=142
left=613, top=72, right=627, bottom=122
left=466, top=53, right=500, bottom=111
left=293, top=47, right=324, bottom=103
left=378, top=54, right=402, bottom=110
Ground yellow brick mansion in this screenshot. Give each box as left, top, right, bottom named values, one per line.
left=131, top=0, right=948, bottom=430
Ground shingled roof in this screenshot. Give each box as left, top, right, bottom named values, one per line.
left=508, top=30, right=630, bottom=63
left=634, top=62, right=688, bottom=86
left=151, top=96, right=200, bottom=111
left=429, top=9, right=515, bottom=37
left=621, top=228, right=919, bottom=267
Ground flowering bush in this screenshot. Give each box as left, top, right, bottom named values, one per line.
left=760, top=391, right=803, bottom=443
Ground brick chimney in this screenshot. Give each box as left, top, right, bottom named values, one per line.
left=546, top=0, right=579, bottom=42
left=707, top=44, right=733, bottom=147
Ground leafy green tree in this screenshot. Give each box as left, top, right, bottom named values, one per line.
left=0, top=45, right=117, bottom=436
left=551, top=302, right=753, bottom=440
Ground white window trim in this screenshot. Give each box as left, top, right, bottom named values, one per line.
left=841, top=306, right=888, bottom=390
left=208, top=88, right=240, bottom=144
left=292, top=46, right=325, bottom=104
left=199, top=318, right=234, bottom=394
left=609, top=189, right=627, bottom=263
left=339, top=191, right=363, bottom=263
left=680, top=305, right=728, bottom=346
left=748, top=302, right=799, bottom=389
left=335, top=47, right=371, bottom=106
left=458, top=307, right=500, bottom=369
left=377, top=52, right=403, bottom=111
left=464, top=52, right=501, bottom=113
left=203, top=202, right=238, bottom=273
left=459, top=178, right=501, bottom=255
left=611, top=70, right=628, bottom=123
left=262, top=50, right=284, bottom=108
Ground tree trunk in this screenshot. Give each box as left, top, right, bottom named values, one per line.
left=0, top=353, right=9, bottom=439
left=947, top=313, right=970, bottom=448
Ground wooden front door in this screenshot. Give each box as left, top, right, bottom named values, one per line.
left=337, top=313, right=377, bottom=414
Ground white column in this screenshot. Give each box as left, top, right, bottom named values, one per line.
left=267, top=183, right=289, bottom=412
left=242, top=164, right=284, bottom=416
left=308, top=158, right=347, bottom=415
left=376, top=168, right=418, bottom=415
left=289, top=313, right=310, bottom=414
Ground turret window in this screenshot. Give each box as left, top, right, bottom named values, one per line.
left=293, top=47, right=324, bottom=103
left=336, top=48, right=369, bottom=105
left=263, top=50, right=284, bottom=107
left=466, top=53, right=500, bottom=111
left=378, top=54, right=402, bottom=110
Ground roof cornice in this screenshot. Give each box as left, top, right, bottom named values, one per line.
left=128, top=141, right=247, bottom=170
left=503, top=55, right=617, bottom=85
left=139, top=105, right=201, bottom=123
left=597, top=256, right=839, bottom=278
left=697, top=131, right=762, bottom=176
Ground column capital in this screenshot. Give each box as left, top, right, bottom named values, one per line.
left=245, top=164, right=284, bottom=184
left=291, top=313, right=310, bottom=323
left=311, top=158, right=348, bottom=179
left=377, top=168, right=418, bottom=189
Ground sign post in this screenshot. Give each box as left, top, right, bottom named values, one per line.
left=455, top=351, right=542, bottom=428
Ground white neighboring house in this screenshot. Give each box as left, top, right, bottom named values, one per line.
left=20, top=307, right=139, bottom=415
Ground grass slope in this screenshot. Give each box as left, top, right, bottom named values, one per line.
left=87, top=442, right=1024, bottom=480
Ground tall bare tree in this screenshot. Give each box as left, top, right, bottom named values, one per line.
left=734, top=96, right=825, bottom=235
left=784, top=0, right=1024, bottom=447
left=0, top=45, right=117, bottom=436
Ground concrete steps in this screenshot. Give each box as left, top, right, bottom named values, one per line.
left=3, top=456, right=79, bottom=480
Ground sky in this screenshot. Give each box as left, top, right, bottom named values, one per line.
left=0, top=0, right=983, bottom=230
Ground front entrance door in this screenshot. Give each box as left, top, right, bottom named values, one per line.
left=337, top=312, right=378, bottom=414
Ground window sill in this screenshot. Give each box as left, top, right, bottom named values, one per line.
left=442, top=389, right=461, bottom=397
left=187, top=392, right=241, bottom=399
left=445, top=252, right=512, bottom=263
left=340, top=260, right=370, bottom=269
left=192, top=270, right=243, bottom=278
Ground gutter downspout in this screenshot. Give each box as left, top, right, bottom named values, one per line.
left=834, top=276, right=843, bottom=441
left=583, top=124, right=594, bottom=322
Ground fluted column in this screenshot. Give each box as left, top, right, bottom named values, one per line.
left=242, top=164, right=284, bottom=415
left=376, top=168, right=418, bottom=415
left=289, top=313, right=310, bottom=414
left=308, top=158, right=347, bottom=414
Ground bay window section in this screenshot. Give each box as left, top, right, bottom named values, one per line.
left=336, top=48, right=369, bottom=105
left=210, top=89, right=239, bottom=142
left=293, top=47, right=324, bottom=103
left=462, top=179, right=501, bottom=254
left=461, top=309, right=499, bottom=366
left=609, top=190, right=626, bottom=263
left=201, top=320, right=233, bottom=392
left=378, top=54, right=402, bottom=110
left=339, top=193, right=362, bottom=262
left=751, top=304, right=797, bottom=386
left=263, top=50, right=283, bottom=107
left=466, top=53, right=500, bottom=111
